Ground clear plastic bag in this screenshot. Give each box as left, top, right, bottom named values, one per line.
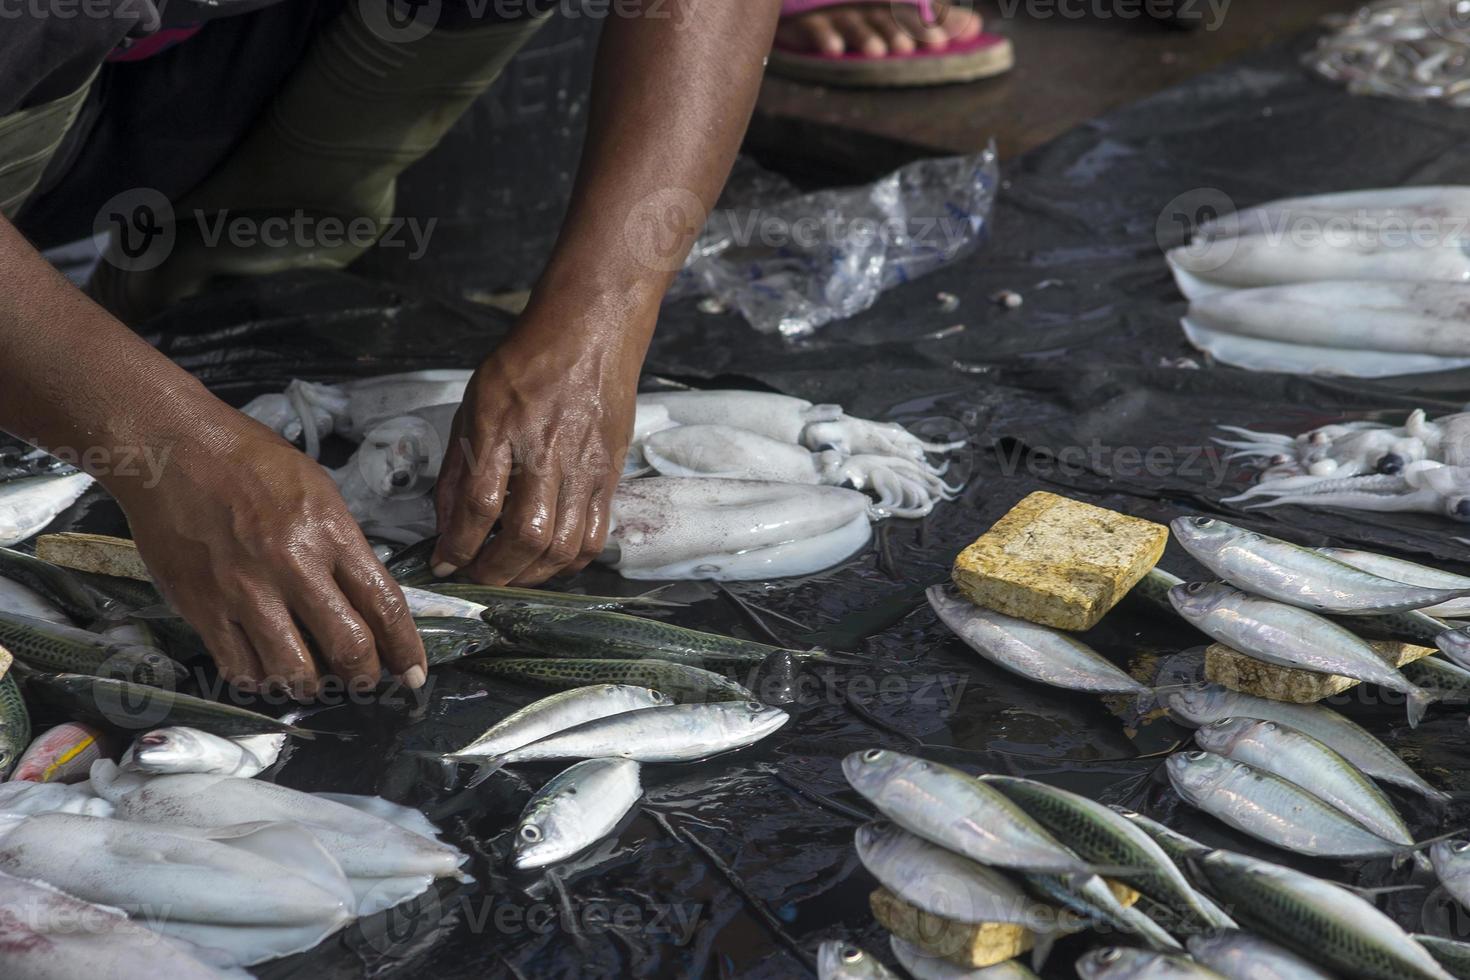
left=672, top=145, right=1000, bottom=338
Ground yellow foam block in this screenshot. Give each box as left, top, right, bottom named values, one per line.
left=952, top=492, right=1168, bottom=631
left=1206, top=639, right=1436, bottom=703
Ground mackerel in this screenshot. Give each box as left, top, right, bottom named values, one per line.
left=1194, top=718, right=1413, bottom=845
left=22, top=672, right=326, bottom=738
left=481, top=604, right=816, bottom=667
left=0, top=610, right=184, bottom=686
left=1168, top=583, right=1437, bottom=727
left=979, top=774, right=1234, bottom=931
left=926, top=586, right=1149, bottom=694
left=818, top=941, right=900, bottom=980
left=426, top=581, right=684, bottom=611
left=414, top=616, right=499, bottom=666
left=1161, top=683, right=1448, bottom=801
left=1167, top=751, right=1408, bottom=859
left=1186, top=930, right=1335, bottom=980
left=0, top=547, right=113, bottom=623
left=1196, top=849, right=1456, bottom=980
left=0, top=672, right=29, bottom=779
left=402, top=587, right=485, bottom=620
left=513, top=758, right=642, bottom=869
left=461, top=657, right=756, bottom=703
left=1172, top=517, right=1470, bottom=614
left=1415, top=936, right=1470, bottom=980
left=1077, top=948, right=1228, bottom=980
left=447, top=685, right=671, bottom=763
left=1320, top=548, right=1470, bottom=619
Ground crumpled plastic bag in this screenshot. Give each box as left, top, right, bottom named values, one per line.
left=672, top=145, right=1000, bottom=338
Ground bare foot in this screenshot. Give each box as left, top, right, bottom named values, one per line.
left=775, top=3, right=984, bottom=58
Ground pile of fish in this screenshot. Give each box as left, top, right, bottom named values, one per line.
left=814, top=746, right=1470, bottom=980
left=1166, top=187, right=1470, bottom=377
left=1307, top=0, right=1470, bottom=107
left=1215, top=409, right=1470, bottom=521
left=239, top=373, right=966, bottom=579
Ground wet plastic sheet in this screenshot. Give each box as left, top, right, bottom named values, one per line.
left=29, top=27, right=1470, bottom=980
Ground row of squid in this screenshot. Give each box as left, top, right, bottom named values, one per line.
left=241, top=373, right=965, bottom=580
left=1167, top=186, right=1470, bottom=377
left=1218, top=409, right=1470, bottom=519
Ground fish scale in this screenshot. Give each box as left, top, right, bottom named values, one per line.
left=1197, top=850, right=1456, bottom=980
left=980, top=775, right=1232, bottom=933
left=460, top=657, right=756, bottom=703
left=0, top=610, right=182, bottom=686
left=482, top=604, right=810, bottom=667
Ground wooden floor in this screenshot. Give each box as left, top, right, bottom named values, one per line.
left=751, top=0, right=1358, bottom=176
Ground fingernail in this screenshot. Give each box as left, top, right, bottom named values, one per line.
left=403, top=665, right=427, bottom=690
left=432, top=562, right=456, bottom=578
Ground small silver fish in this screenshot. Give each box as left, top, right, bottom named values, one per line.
left=818, top=941, right=900, bottom=980
left=1186, top=930, right=1335, bottom=980
left=1430, top=840, right=1470, bottom=914
left=513, top=758, right=641, bottom=870
left=1077, top=947, right=1227, bottom=980
left=120, top=728, right=285, bottom=778
left=447, top=684, right=672, bottom=764
left=1319, top=548, right=1470, bottom=619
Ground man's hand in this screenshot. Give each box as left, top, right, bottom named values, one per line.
left=117, top=414, right=428, bottom=699
left=431, top=305, right=646, bottom=586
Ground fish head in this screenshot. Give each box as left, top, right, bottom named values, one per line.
left=1192, top=716, right=1258, bottom=753
left=1167, top=581, right=1235, bottom=620
left=1431, top=840, right=1470, bottom=882
left=816, top=941, right=887, bottom=980
left=1166, top=750, right=1233, bottom=802
left=1077, top=947, right=1152, bottom=980
left=852, top=820, right=902, bottom=863
left=842, top=748, right=916, bottom=801
left=732, top=701, right=789, bottom=740
left=129, top=727, right=212, bottom=772
left=106, top=644, right=186, bottom=685
left=1161, top=683, right=1233, bottom=725
left=1170, top=515, right=1244, bottom=556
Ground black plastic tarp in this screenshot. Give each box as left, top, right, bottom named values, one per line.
left=21, top=25, right=1470, bottom=980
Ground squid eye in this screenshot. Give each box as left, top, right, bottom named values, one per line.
left=862, top=749, right=884, bottom=763
left=841, top=947, right=863, bottom=964
left=1310, top=432, right=1330, bottom=445
left=1454, top=499, right=1470, bottom=521
left=389, top=470, right=413, bottom=489
left=519, top=825, right=542, bottom=843
left=1191, top=517, right=1215, bottom=528
left=1186, top=751, right=1208, bottom=761
left=1376, top=453, right=1405, bottom=475
left=1099, top=949, right=1123, bottom=964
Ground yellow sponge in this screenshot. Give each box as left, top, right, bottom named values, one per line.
left=952, top=492, right=1167, bottom=631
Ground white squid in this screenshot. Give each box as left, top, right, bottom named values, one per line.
left=0, top=871, right=249, bottom=979
left=1226, top=459, right=1470, bottom=521
left=636, top=390, right=965, bottom=462
left=1169, top=186, right=1470, bottom=301
left=642, top=424, right=959, bottom=518
left=602, top=478, right=874, bottom=580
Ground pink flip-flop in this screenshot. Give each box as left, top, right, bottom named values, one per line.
left=770, top=0, right=1013, bottom=88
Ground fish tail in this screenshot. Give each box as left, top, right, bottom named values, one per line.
left=1029, top=931, right=1057, bottom=971
left=465, top=757, right=508, bottom=789
left=1119, top=905, right=1184, bottom=952
left=1407, top=685, right=1436, bottom=728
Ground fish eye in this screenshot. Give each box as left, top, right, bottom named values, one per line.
left=1454, top=499, right=1470, bottom=521
left=746, top=701, right=764, bottom=711
left=841, top=947, right=863, bottom=964
left=1186, top=751, right=1207, bottom=761
left=389, top=470, right=413, bottom=489
left=1191, top=517, right=1215, bottom=528
left=1186, top=582, right=1206, bottom=595
left=520, top=825, right=542, bottom=843
left=862, top=749, right=884, bottom=763
left=1099, top=949, right=1123, bottom=964
left=1376, top=453, right=1405, bottom=475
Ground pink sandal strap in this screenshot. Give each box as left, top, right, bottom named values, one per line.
left=780, top=0, right=938, bottom=24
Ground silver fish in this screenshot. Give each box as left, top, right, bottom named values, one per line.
left=1077, top=947, right=1228, bottom=980
left=0, top=574, right=70, bottom=625
left=926, top=586, right=1149, bottom=694
left=120, top=728, right=286, bottom=778
left=1186, top=930, right=1335, bottom=980
left=1430, top=840, right=1470, bottom=915
left=1196, top=849, right=1455, bottom=980
left=447, top=685, right=673, bottom=763
left=817, top=941, right=901, bottom=980
left=0, top=472, right=94, bottom=547
left=1166, top=751, right=1406, bottom=859
left=1172, top=517, right=1470, bottom=614
left=514, top=758, right=641, bottom=870
left=1194, top=718, right=1412, bottom=846
left=488, top=701, right=788, bottom=768
left=1319, top=548, right=1470, bottom=619
left=891, top=936, right=1039, bottom=980
left=1161, top=683, right=1447, bottom=802
left=1168, top=582, right=1436, bottom=727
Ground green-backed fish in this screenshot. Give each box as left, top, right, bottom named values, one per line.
left=426, top=581, right=684, bottom=611
left=980, top=774, right=1234, bottom=931
left=926, top=587, right=1149, bottom=694
left=1187, top=930, right=1335, bottom=980
left=1168, top=583, right=1437, bottom=727
left=1403, top=657, right=1470, bottom=704
left=461, top=657, right=756, bottom=703
left=415, top=616, right=499, bottom=666
left=1414, top=936, right=1470, bottom=980
left=1161, top=683, right=1449, bottom=803
left=1196, top=849, right=1456, bottom=980
left=447, top=685, right=671, bottom=769
left=0, top=610, right=184, bottom=686
left=21, top=672, right=325, bottom=738
left=481, top=604, right=814, bottom=668
left=0, top=547, right=113, bottom=624
left=1172, top=517, right=1470, bottom=615
left=0, top=672, right=30, bottom=778
left=1167, top=752, right=1407, bottom=859
left=1194, top=717, right=1412, bottom=846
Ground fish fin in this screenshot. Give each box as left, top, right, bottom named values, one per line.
left=1343, top=883, right=1426, bottom=898
left=629, top=585, right=689, bottom=609
left=1408, top=686, right=1436, bottom=728
left=465, top=757, right=508, bottom=789
left=1029, top=930, right=1057, bottom=971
